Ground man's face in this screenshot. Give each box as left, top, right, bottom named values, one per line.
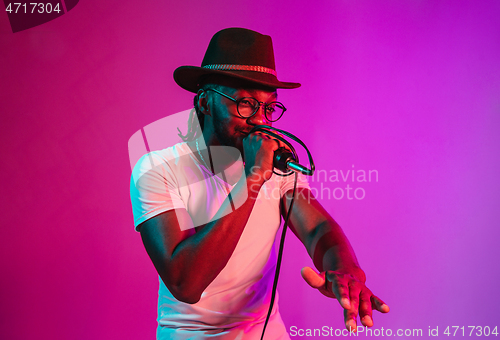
left=207, top=85, right=278, bottom=151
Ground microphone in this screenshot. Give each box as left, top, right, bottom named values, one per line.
left=273, top=148, right=312, bottom=176
left=248, top=125, right=314, bottom=176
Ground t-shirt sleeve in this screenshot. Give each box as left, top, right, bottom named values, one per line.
left=279, top=171, right=310, bottom=197
left=130, top=152, right=186, bottom=231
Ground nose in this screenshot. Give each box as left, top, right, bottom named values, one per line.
left=246, top=105, right=270, bottom=126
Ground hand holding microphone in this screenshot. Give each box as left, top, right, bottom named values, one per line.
left=249, top=125, right=315, bottom=177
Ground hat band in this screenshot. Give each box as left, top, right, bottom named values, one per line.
left=203, top=64, right=277, bottom=77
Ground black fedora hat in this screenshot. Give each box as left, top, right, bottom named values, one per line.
left=173, top=28, right=301, bottom=93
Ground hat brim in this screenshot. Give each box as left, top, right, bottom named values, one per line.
left=174, top=66, right=301, bottom=93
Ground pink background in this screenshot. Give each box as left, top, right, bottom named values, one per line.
left=1, top=1, right=499, bottom=339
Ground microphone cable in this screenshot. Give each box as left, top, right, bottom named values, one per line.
left=248, top=126, right=315, bottom=340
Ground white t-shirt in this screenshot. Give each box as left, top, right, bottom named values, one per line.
left=130, top=142, right=310, bottom=339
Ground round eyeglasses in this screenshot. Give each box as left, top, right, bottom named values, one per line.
left=205, top=88, right=287, bottom=122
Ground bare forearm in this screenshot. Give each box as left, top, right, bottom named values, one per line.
left=285, top=190, right=362, bottom=275
left=308, top=219, right=363, bottom=278
left=166, top=174, right=264, bottom=302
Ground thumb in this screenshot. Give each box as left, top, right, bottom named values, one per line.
left=301, top=267, right=325, bottom=289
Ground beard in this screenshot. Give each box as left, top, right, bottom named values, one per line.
left=212, top=114, right=234, bottom=147
left=209, top=107, right=248, bottom=165
left=211, top=107, right=244, bottom=150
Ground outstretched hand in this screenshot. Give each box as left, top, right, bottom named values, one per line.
left=301, top=266, right=389, bottom=332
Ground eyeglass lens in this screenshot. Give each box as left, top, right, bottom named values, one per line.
left=237, top=98, right=285, bottom=122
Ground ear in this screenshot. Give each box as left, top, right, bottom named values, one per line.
left=196, top=89, right=212, bottom=117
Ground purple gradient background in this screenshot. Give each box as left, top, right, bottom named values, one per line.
left=1, top=1, right=499, bottom=339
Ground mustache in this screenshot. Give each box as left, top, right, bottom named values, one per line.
left=236, top=128, right=253, bottom=136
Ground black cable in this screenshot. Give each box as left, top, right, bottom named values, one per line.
left=260, top=172, right=298, bottom=340
left=248, top=125, right=315, bottom=339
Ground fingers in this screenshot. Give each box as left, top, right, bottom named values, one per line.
left=326, top=271, right=351, bottom=310
left=251, top=130, right=290, bottom=153
left=325, top=271, right=382, bottom=332
left=347, top=291, right=388, bottom=331
left=304, top=269, right=389, bottom=332
left=247, top=131, right=279, bottom=152
left=371, top=295, right=390, bottom=313
left=358, top=290, right=374, bottom=327
left=301, top=267, right=337, bottom=299
left=343, top=282, right=361, bottom=332
left=301, top=267, right=325, bottom=289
